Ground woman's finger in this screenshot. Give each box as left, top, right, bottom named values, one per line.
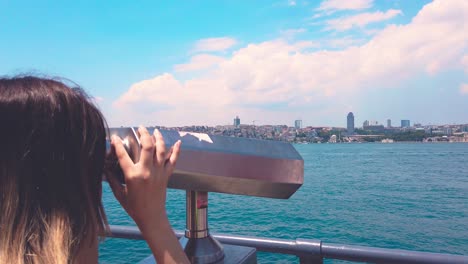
left=138, top=126, right=155, bottom=169
left=166, top=140, right=181, bottom=175
left=112, top=135, right=134, bottom=174
left=163, top=146, right=174, bottom=165
left=154, top=129, right=166, bottom=166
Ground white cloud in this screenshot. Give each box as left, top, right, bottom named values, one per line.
left=193, top=37, right=237, bottom=53
left=326, top=9, right=403, bottom=31
left=363, top=28, right=381, bottom=36
left=114, top=73, right=182, bottom=108
left=273, top=0, right=299, bottom=7
left=462, top=55, right=468, bottom=73
left=326, top=36, right=365, bottom=48
left=280, top=28, right=306, bottom=39
left=292, top=40, right=319, bottom=50
left=174, top=54, right=225, bottom=72
left=460, top=83, right=468, bottom=95
left=317, top=0, right=373, bottom=12
left=112, top=0, right=468, bottom=126
left=112, top=73, right=236, bottom=126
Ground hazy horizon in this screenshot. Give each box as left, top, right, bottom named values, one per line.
left=109, top=118, right=468, bottom=129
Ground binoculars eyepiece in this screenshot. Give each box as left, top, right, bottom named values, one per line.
left=104, top=127, right=141, bottom=184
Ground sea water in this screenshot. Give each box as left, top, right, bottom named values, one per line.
left=99, top=143, right=468, bottom=263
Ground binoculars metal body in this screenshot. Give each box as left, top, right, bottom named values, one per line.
left=106, top=127, right=303, bottom=199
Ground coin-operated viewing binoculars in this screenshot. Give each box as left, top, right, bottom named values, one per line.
left=106, top=127, right=304, bottom=264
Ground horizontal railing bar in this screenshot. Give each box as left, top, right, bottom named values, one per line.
left=106, top=225, right=468, bottom=264
left=321, top=243, right=467, bottom=264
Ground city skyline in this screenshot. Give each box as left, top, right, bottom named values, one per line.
left=223, top=114, right=465, bottom=128
left=1, top=0, right=467, bottom=127
left=147, top=117, right=468, bottom=144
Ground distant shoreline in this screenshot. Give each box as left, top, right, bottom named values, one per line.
left=294, top=141, right=468, bottom=144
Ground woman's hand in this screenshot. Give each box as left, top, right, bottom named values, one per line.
left=108, top=126, right=180, bottom=229
left=108, top=127, right=189, bottom=263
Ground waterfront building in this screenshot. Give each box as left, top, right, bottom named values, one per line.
left=307, top=129, right=318, bottom=138
left=295, top=119, right=302, bottom=129
left=387, top=119, right=391, bottom=128
left=431, top=129, right=445, bottom=135
left=443, top=126, right=453, bottom=136
left=233, top=116, right=240, bottom=128
left=347, top=112, right=355, bottom=135
left=364, top=125, right=385, bottom=133
left=401, top=120, right=410, bottom=128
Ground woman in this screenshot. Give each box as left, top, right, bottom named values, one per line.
left=0, top=76, right=189, bottom=263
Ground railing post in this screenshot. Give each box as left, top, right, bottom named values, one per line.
left=296, top=238, right=323, bottom=264
left=299, top=256, right=323, bottom=264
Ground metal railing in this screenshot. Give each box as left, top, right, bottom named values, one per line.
left=107, top=225, right=468, bottom=264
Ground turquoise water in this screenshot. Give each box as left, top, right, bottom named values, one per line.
left=99, top=143, right=468, bottom=263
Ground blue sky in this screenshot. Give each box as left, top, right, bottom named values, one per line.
left=1, top=0, right=467, bottom=127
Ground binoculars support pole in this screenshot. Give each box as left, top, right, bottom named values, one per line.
left=181, top=191, right=225, bottom=263
left=186, top=191, right=209, bottom=239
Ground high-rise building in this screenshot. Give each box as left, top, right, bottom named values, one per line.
left=443, top=126, right=453, bottom=136
left=387, top=119, right=391, bottom=128
left=294, top=120, right=302, bottom=129
left=233, top=116, right=240, bottom=128
left=363, top=120, right=369, bottom=127
left=347, top=112, right=355, bottom=135
left=401, top=120, right=410, bottom=128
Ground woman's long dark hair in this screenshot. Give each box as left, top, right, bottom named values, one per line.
left=0, top=76, right=108, bottom=263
